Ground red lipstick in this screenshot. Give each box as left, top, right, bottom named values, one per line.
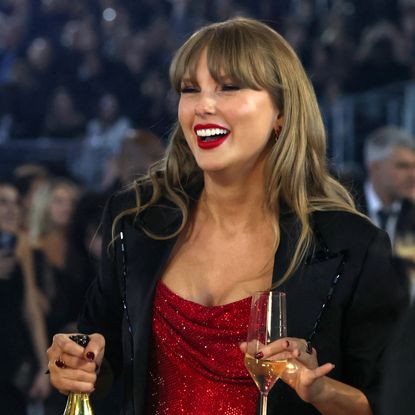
left=194, top=123, right=230, bottom=150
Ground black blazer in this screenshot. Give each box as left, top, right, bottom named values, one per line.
left=79, top=190, right=406, bottom=415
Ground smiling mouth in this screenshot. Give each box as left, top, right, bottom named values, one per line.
left=196, top=127, right=230, bottom=142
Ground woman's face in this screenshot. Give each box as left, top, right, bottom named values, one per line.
left=48, top=185, right=77, bottom=228
left=178, top=49, right=282, bottom=178
left=0, top=185, right=20, bottom=234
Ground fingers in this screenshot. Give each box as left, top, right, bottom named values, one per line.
left=56, top=352, right=97, bottom=373
left=256, top=338, right=291, bottom=358
left=259, top=338, right=316, bottom=362
left=311, top=363, right=335, bottom=380
left=84, top=333, right=105, bottom=366
left=51, top=367, right=97, bottom=394
left=47, top=333, right=105, bottom=366
left=47, top=332, right=105, bottom=394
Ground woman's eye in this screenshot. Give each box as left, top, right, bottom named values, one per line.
left=180, top=86, right=198, bottom=93
left=221, top=84, right=240, bottom=91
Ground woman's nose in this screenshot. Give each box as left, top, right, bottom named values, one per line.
left=194, top=91, right=216, bottom=116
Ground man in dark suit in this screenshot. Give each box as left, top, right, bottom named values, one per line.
left=355, top=126, right=415, bottom=301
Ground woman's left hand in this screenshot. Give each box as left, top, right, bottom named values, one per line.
left=240, top=337, right=334, bottom=404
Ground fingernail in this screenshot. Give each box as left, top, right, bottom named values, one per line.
left=55, top=359, right=65, bottom=368
left=254, top=352, right=264, bottom=359
left=86, top=352, right=95, bottom=361
left=285, top=340, right=290, bottom=348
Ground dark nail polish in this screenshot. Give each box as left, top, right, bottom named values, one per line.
left=55, top=359, right=65, bottom=368
left=254, top=352, right=264, bottom=359
left=86, top=352, right=95, bottom=361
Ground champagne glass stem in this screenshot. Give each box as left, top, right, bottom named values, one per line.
left=259, top=393, right=268, bottom=415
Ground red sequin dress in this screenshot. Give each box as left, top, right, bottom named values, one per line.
left=147, top=281, right=258, bottom=414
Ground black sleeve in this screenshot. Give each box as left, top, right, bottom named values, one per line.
left=77, top=194, right=124, bottom=377
left=343, top=230, right=407, bottom=414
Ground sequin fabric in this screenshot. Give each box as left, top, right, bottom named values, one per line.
left=147, top=281, right=258, bottom=414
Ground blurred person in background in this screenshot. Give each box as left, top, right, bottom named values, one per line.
left=73, top=92, right=132, bottom=189
left=345, top=21, right=411, bottom=93
left=0, top=181, right=50, bottom=414
left=101, top=128, right=165, bottom=192
left=13, top=163, right=50, bottom=231
left=354, top=125, right=415, bottom=300
left=29, top=177, right=80, bottom=337
left=43, top=86, right=86, bottom=138
left=358, top=126, right=415, bottom=239
left=0, top=15, right=26, bottom=84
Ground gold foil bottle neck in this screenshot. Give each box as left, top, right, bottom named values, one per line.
left=63, top=392, right=94, bottom=415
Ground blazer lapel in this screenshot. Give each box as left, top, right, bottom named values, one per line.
left=273, top=213, right=344, bottom=339
left=120, top=205, right=181, bottom=414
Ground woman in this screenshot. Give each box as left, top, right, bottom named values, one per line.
left=47, top=18, right=405, bottom=415
left=29, top=177, right=80, bottom=336
left=0, top=182, right=50, bottom=414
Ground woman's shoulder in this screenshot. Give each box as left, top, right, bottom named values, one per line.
left=106, top=187, right=137, bottom=213
left=313, top=209, right=387, bottom=249
left=105, top=183, right=183, bottom=235
left=314, top=209, right=375, bottom=232
left=105, top=183, right=156, bottom=216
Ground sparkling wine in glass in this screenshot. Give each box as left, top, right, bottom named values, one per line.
left=244, top=291, right=287, bottom=415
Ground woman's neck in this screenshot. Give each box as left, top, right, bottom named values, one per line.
left=200, top=173, right=271, bottom=232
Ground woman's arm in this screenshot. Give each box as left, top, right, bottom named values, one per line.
left=17, top=234, right=51, bottom=399
left=242, top=337, right=373, bottom=415
left=312, top=377, right=372, bottom=415
left=243, top=227, right=405, bottom=414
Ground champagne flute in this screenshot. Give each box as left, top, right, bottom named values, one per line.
left=244, top=291, right=287, bottom=415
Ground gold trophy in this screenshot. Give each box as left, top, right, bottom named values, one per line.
left=63, top=334, right=94, bottom=415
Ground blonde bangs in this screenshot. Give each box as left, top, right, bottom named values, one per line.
left=170, top=19, right=284, bottom=97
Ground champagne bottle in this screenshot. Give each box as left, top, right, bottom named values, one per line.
left=63, top=335, right=94, bottom=415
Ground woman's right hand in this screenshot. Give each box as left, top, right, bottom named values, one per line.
left=46, top=333, right=105, bottom=395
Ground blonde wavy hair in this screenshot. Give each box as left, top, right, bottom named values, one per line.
left=114, top=17, right=360, bottom=284
left=29, top=178, right=79, bottom=245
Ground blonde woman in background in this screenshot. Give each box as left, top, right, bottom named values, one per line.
left=0, top=181, right=50, bottom=414
left=29, top=178, right=80, bottom=337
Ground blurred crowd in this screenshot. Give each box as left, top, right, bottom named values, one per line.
left=0, top=127, right=165, bottom=414
left=2, top=0, right=415, bottom=414
left=1, top=0, right=415, bottom=146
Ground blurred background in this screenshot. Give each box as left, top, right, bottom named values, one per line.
left=1, top=0, right=415, bottom=182
left=1, top=0, right=415, bottom=414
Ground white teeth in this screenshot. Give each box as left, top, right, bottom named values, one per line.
left=196, top=128, right=229, bottom=137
